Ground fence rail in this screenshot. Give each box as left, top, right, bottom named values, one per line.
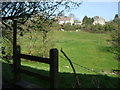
left=20, top=54, right=50, bottom=64
left=14, top=46, right=58, bottom=88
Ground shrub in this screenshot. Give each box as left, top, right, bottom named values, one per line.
left=63, top=23, right=81, bottom=31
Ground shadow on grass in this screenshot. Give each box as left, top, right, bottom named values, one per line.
left=98, top=46, right=119, bottom=54
left=2, top=63, right=120, bottom=88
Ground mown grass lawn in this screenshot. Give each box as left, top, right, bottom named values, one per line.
left=18, top=30, right=119, bottom=88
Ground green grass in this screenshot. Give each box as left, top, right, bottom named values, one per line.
left=17, top=30, right=119, bottom=88
left=52, top=31, right=118, bottom=74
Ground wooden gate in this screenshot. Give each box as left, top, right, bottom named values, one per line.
left=13, top=20, right=58, bottom=88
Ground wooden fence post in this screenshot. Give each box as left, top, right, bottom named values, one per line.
left=13, top=19, right=17, bottom=60
left=50, top=48, right=58, bottom=88
left=16, top=45, right=21, bottom=81
left=14, top=45, right=21, bottom=82
left=13, top=19, right=17, bottom=82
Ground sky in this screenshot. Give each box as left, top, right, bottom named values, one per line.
left=1, top=0, right=119, bottom=22
left=65, top=1, right=118, bottom=22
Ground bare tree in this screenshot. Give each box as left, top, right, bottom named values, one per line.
left=2, top=1, right=82, bottom=28
left=1, top=1, right=82, bottom=59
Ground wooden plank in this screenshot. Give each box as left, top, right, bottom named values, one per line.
left=19, top=68, right=50, bottom=82
left=20, top=54, right=50, bottom=64
left=50, top=49, right=58, bottom=88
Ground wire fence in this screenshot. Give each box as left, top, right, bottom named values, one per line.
left=59, top=50, right=116, bottom=76
left=59, top=49, right=120, bottom=88
left=59, top=55, right=99, bottom=74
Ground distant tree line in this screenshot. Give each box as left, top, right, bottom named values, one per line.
left=81, top=15, right=118, bottom=33
left=59, top=14, right=118, bottom=33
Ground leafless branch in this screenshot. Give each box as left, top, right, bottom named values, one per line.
left=2, top=21, right=12, bottom=30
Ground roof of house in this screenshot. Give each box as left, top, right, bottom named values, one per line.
left=57, top=16, right=72, bottom=21
left=93, top=16, right=105, bottom=21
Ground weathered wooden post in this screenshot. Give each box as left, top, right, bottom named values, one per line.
left=13, top=19, right=19, bottom=82
left=16, top=45, right=21, bottom=81
left=50, top=48, right=58, bottom=88
left=13, top=19, right=17, bottom=58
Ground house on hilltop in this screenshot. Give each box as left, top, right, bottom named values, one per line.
left=57, top=16, right=74, bottom=25
left=74, top=20, right=82, bottom=25
left=93, top=16, right=105, bottom=25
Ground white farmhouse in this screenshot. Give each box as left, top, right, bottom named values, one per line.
left=74, top=21, right=82, bottom=25
left=93, top=16, right=105, bottom=25
left=57, top=16, right=74, bottom=25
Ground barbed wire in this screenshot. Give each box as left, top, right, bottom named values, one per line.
left=59, top=52, right=109, bottom=76
left=60, top=48, right=81, bottom=88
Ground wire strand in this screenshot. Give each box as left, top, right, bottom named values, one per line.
left=59, top=52, right=108, bottom=76
left=60, top=48, right=81, bottom=88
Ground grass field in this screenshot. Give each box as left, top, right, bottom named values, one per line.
left=17, top=30, right=119, bottom=88
left=54, top=31, right=118, bottom=74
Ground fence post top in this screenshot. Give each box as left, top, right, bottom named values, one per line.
left=50, top=48, right=58, bottom=52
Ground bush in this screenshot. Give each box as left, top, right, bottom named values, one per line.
left=2, top=63, right=14, bottom=83
left=110, top=30, right=120, bottom=55
left=81, top=24, right=105, bottom=33
left=63, top=23, right=81, bottom=31
left=105, top=24, right=114, bottom=31
left=92, top=24, right=103, bottom=32
left=2, top=37, right=13, bottom=63
left=81, top=22, right=118, bottom=33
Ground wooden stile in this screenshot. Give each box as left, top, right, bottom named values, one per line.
left=13, top=19, right=59, bottom=88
